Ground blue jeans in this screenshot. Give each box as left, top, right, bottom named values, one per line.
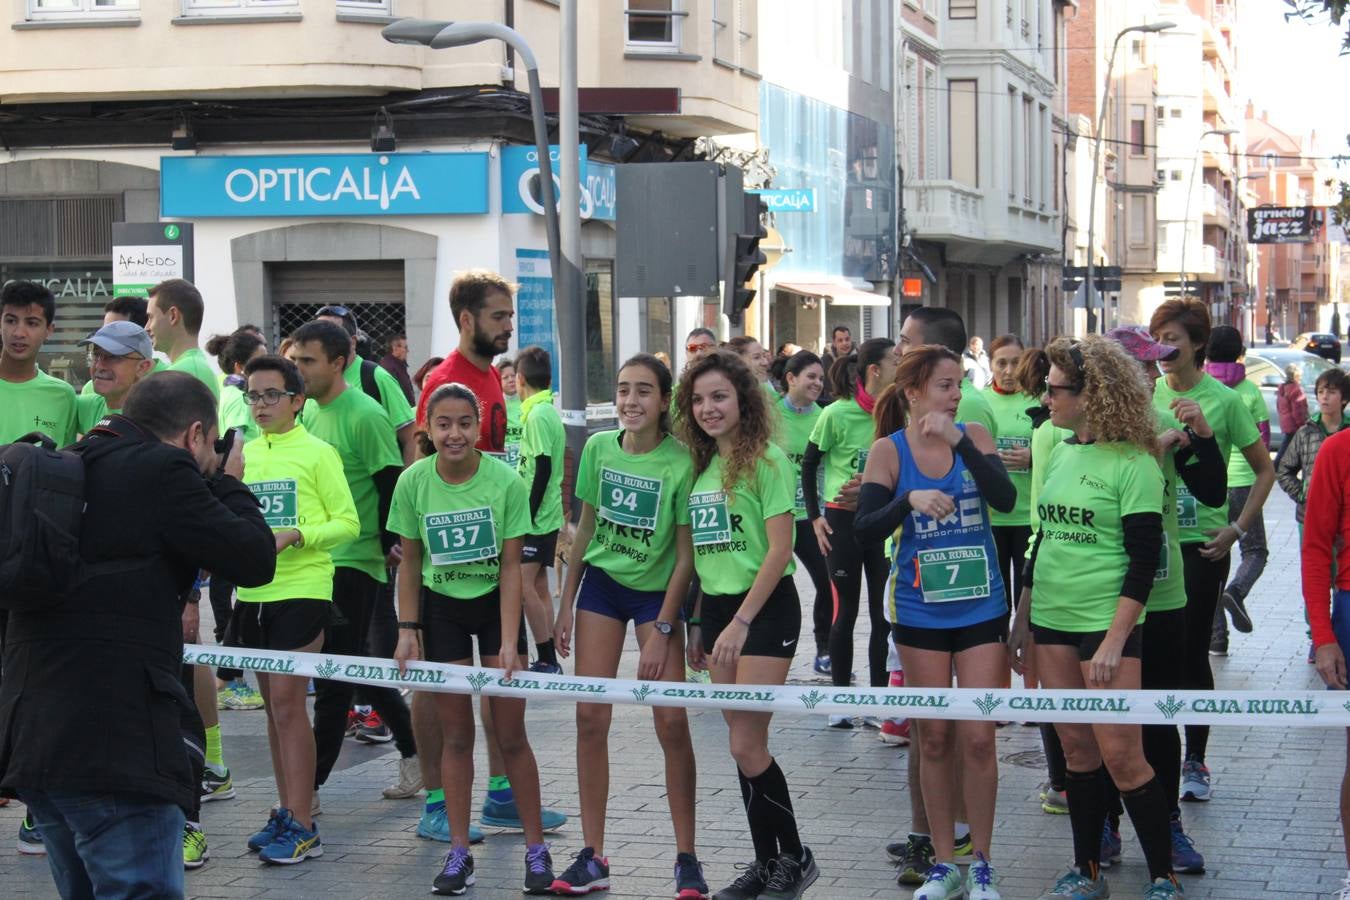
left=19, top=790, right=184, bottom=900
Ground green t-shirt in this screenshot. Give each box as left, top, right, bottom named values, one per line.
left=576, top=430, right=693, bottom=591
left=504, top=394, right=523, bottom=467
left=0, top=370, right=78, bottom=446
left=1152, top=373, right=1260, bottom=543
left=1225, top=377, right=1268, bottom=489
left=687, top=444, right=797, bottom=595
left=76, top=392, right=110, bottom=436
left=345, top=355, right=414, bottom=431
left=517, top=390, right=565, bottom=534
left=301, top=388, right=403, bottom=582
left=1030, top=440, right=1164, bottom=632
left=808, top=398, right=875, bottom=504
left=389, top=453, right=531, bottom=599
left=168, top=348, right=220, bottom=401
left=957, top=388, right=997, bottom=438
left=1151, top=445, right=1188, bottom=613
left=1028, top=420, right=1072, bottom=529
left=238, top=424, right=360, bottom=603
left=983, top=387, right=1036, bottom=526
left=219, top=384, right=261, bottom=443
left=773, top=398, right=824, bottom=521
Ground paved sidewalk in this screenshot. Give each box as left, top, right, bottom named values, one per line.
left=3, top=488, right=1345, bottom=898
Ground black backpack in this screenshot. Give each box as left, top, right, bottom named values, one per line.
left=0, top=432, right=86, bottom=610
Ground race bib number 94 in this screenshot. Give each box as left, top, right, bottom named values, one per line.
left=425, top=508, right=499, bottom=565
left=917, top=545, right=990, bottom=603
left=248, top=479, right=298, bottom=528
left=688, top=491, right=731, bottom=546
left=598, top=467, right=662, bottom=529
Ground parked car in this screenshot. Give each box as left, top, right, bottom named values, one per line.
left=1244, top=348, right=1335, bottom=449
left=1291, top=332, right=1342, bottom=363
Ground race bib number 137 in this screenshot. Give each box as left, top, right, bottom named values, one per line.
left=425, top=508, right=499, bottom=566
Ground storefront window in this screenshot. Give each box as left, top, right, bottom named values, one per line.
left=1, top=264, right=114, bottom=389
left=644, top=297, right=673, bottom=363
left=585, top=262, right=616, bottom=405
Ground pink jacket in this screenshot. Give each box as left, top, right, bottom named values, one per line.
left=1277, top=381, right=1308, bottom=437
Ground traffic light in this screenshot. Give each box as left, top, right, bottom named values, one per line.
left=725, top=194, right=767, bottom=325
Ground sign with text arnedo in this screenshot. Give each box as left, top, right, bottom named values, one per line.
left=112, top=222, right=194, bottom=297
left=160, top=153, right=490, bottom=217
left=1247, top=206, right=1322, bottom=244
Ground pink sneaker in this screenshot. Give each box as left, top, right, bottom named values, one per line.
left=880, top=718, right=911, bottom=745
left=889, top=669, right=905, bottom=688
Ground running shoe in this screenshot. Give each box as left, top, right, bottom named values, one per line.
left=968, top=854, right=1000, bottom=900
left=17, top=814, right=44, bottom=856
left=528, top=659, right=563, bottom=675
left=183, top=823, right=209, bottom=870
left=201, top=767, right=235, bottom=803
left=383, top=756, right=425, bottom=799
left=712, top=861, right=771, bottom=900
left=1222, top=591, right=1253, bottom=634
left=259, top=810, right=322, bottom=865
left=686, top=664, right=711, bottom=684
left=1336, top=873, right=1350, bottom=900
left=1143, top=874, right=1186, bottom=899
left=550, top=847, right=610, bottom=894
left=888, top=833, right=936, bottom=885
left=481, top=796, right=568, bottom=831
left=417, top=806, right=485, bottom=844
left=913, top=862, right=963, bottom=900
left=953, top=832, right=973, bottom=861
left=1039, top=783, right=1069, bottom=815
left=1180, top=760, right=1211, bottom=802
left=1169, top=817, right=1204, bottom=873
left=1100, top=822, right=1122, bottom=868
left=1040, top=868, right=1109, bottom=899
left=859, top=715, right=883, bottom=729
left=344, top=708, right=364, bottom=737
left=675, top=851, right=709, bottom=899
left=1208, top=631, right=1228, bottom=657
left=759, top=846, right=818, bottom=899
left=433, top=847, right=475, bottom=895
left=247, top=810, right=285, bottom=852
left=217, top=679, right=265, bottom=711
left=812, top=654, right=831, bottom=676
left=826, top=715, right=853, bottom=729
left=522, top=842, right=555, bottom=894
left=354, top=711, right=393, bottom=744
left=879, top=718, right=911, bottom=745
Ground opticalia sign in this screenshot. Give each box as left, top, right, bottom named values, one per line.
left=500, top=145, right=616, bottom=222
left=748, top=188, right=816, bottom=213
left=160, top=152, right=490, bottom=217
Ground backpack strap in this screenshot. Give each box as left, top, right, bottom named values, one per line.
left=360, top=358, right=381, bottom=403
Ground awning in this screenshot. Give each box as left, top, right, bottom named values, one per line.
left=774, top=281, right=892, bottom=307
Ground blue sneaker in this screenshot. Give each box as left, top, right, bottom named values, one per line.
left=528, top=660, right=563, bottom=675
left=550, top=847, right=610, bottom=894
left=18, top=814, right=45, bottom=856
left=1144, top=874, right=1186, bottom=899
left=674, top=851, right=708, bottom=899
left=1169, top=818, right=1204, bottom=874
left=258, top=810, right=322, bottom=865
left=418, top=806, right=484, bottom=844
left=433, top=847, right=475, bottom=895
left=1099, top=822, right=1122, bottom=868
left=1041, top=867, right=1110, bottom=898
left=523, top=843, right=555, bottom=894
left=812, top=654, right=831, bottom=675
left=247, top=810, right=284, bottom=852
left=481, top=796, right=567, bottom=832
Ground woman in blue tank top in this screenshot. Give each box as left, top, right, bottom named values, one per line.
left=855, top=345, right=1017, bottom=900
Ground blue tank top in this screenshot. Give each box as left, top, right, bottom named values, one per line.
left=887, top=425, right=1008, bottom=630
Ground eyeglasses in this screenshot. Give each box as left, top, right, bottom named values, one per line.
left=686, top=342, right=712, bottom=354
left=1043, top=382, right=1081, bottom=399
left=87, top=349, right=143, bottom=366
left=245, top=389, right=297, bottom=406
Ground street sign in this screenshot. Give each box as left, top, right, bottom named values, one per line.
left=1248, top=206, right=1322, bottom=244
left=112, top=222, right=194, bottom=297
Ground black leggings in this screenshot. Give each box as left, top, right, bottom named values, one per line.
left=824, top=507, right=890, bottom=688
left=991, top=524, right=1031, bottom=603
left=794, top=519, right=833, bottom=656
left=1181, top=543, right=1230, bottom=764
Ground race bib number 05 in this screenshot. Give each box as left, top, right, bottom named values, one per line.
left=598, top=467, right=662, bottom=529
left=917, top=545, right=990, bottom=603
left=688, top=491, right=731, bottom=546
left=248, top=479, right=298, bottom=529
left=1176, top=484, right=1198, bottom=529
left=425, top=508, right=499, bottom=566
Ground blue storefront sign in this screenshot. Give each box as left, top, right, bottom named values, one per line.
left=749, top=188, right=817, bottom=213
left=515, top=248, right=561, bottom=388
left=501, top=145, right=615, bottom=222
left=160, top=152, right=490, bottom=217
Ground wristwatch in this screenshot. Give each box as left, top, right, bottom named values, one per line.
left=653, top=620, right=674, bottom=636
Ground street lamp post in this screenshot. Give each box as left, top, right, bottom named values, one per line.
left=1085, top=20, right=1175, bottom=334
left=1178, top=126, right=1238, bottom=303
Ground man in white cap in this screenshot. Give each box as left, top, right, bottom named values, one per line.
left=76, top=320, right=156, bottom=435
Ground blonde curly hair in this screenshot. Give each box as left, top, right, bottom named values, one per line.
left=1044, top=335, right=1158, bottom=454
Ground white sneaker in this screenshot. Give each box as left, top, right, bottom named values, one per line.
left=914, top=862, right=965, bottom=899
left=826, top=715, right=854, bottom=729
left=383, top=756, right=424, bottom=799
left=967, top=855, right=1000, bottom=900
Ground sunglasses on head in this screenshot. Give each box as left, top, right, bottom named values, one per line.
left=316, top=304, right=353, bottom=320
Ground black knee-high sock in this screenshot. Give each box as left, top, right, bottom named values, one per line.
left=535, top=639, right=558, bottom=667
left=737, top=768, right=779, bottom=863
left=1121, top=777, right=1175, bottom=882
left=1064, top=767, right=1107, bottom=877
left=1041, top=724, right=1067, bottom=790
left=745, top=760, right=803, bottom=859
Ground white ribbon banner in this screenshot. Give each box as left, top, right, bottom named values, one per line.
left=184, top=645, right=1347, bottom=727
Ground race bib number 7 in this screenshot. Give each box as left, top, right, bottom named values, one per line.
left=424, top=508, right=499, bottom=566
left=688, top=491, right=731, bottom=546
left=248, top=479, right=298, bottom=529
left=598, top=467, right=662, bottom=529
left=916, top=545, right=990, bottom=603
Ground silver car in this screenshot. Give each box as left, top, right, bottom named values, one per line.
left=1243, top=348, right=1336, bottom=449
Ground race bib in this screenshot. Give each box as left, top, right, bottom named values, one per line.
left=1154, top=540, right=1171, bottom=583
left=504, top=443, right=521, bottom=468
left=424, top=508, right=499, bottom=565
left=916, top=545, right=991, bottom=603
left=485, top=451, right=508, bottom=463
left=996, top=436, right=1031, bottom=473
left=598, top=467, right=662, bottom=529
left=248, top=479, right=298, bottom=529
left=1176, top=484, right=1198, bottom=529
left=855, top=448, right=870, bottom=473
left=688, top=491, right=731, bottom=546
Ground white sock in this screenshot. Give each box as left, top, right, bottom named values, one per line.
left=954, top=822, right=970, bottom=841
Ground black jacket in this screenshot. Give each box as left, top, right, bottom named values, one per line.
left=0, top=416, right=276, bottom=811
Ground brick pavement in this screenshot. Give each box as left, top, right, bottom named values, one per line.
left=3, top=487, right=1345, bottom=899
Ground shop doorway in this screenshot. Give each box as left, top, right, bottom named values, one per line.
left=267, top=260, right=406, bottom=359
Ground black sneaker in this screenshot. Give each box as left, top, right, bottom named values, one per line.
left=712, top=861, right=771, bottom=900
left=1209, top=630, right=1228, bottom=656
left=887, top=833, right=935, bottom=886
left=760, top=847, right=818, bottom=899
left=523, top=843, right=554, bottom=895
left=433, top=847, right=474, bottom=895
left=1222, top=591, right=1253, bottom=633
left=675, top=851, right=709, bottom=899
left=550, top=847, right=610, bottom=894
